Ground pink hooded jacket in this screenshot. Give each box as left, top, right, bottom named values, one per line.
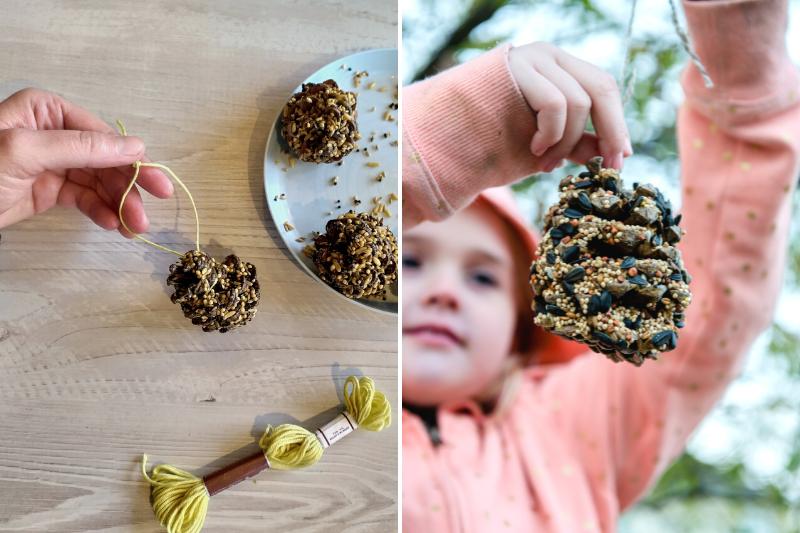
left=402, top=1, right=800, bottom=531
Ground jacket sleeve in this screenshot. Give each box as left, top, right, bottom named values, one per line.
left=403, top=45, right=543, bottom=228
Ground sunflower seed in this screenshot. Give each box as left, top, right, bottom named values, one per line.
left=599, top=290, right=612, bottom=312
left=651, top=330, right=673, bottom=348
left=546, top=251, right=557, bottom=265
left=564, top=208, right=585, bottom=219
left=562, top=281, right=575, bottom=296
left=557, top=222, right=576, bottom=236
left=550, top=227, right=565, bottom=240
left=561, top=245, right=581, bottom=264
left=628, top=275, right=648, bottom=286
left=565, top=266, right=586, bottom=283
left=579, top=171, right=593, bottom=179
left=669, top=272, right=683, bottom=282
left=592, top=331, right=615, bottom=346
left=574, top=179, right=594, bottom=189
left=546, top=304, right=566, bottom=317
left=668, top=331, right=678, bottom=349
left=674, top=213, right=683, bottom=226
left=621, top=257, right=636, bottom=269
left=576, top=192, right=592, bottom=213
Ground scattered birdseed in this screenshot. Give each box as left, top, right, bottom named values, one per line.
left=281, top=80, right=358, bottom=164
left=387, top=192, right=398, bottom=203
left=390, top=140, right=398, bottom=147
left=308, top=211, right=398, bottom=299
left=353, top=70, right=369, bottom=87
left=383, top=111, right=394, bottom=122
left=166, top=250, right=260, bottom=332
left=376, top=171, right=386, bottom=182
left=331, top=176, right=339, bottom=186
left=283, top=221, right=294, bottom=231
left=353, top=195, right=362, bottom=206
left=366, top=81, right=376, bottom=90
left=530, top=156, right=693, bottom=366
left=366, top=162, right=380, bottom=168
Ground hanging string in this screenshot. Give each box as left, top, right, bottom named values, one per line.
left=667, top=0, right=714, bottom=89
left=620, top=0, right=714, bottom=106
left=619, top=0, right=639, bottom=105
left=115, top=120, right=201, bottom=256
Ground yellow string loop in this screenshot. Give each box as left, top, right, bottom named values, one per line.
left=115, top=120, right=201, bottom=256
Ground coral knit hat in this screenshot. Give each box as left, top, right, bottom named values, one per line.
left=476, top=186, right=588, bottom=366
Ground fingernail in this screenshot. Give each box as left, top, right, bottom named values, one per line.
left=116, top=136, right=144, bottom=156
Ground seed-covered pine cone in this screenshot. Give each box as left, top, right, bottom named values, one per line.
left=166, top=250, right=260, bottom=332
left=310, top=211, right=398, bottom=299
left=529, top=156, right=692, bottom=366
left=281, top=79, right=359, bottom=164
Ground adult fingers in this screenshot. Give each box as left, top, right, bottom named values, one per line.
left=96, top=166, right=149, bottom=235
left=57, top=179, right=120, bottom=231
left=0, top=128, right=144, bottom=176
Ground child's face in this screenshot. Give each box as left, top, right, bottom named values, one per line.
left=403, top=203, right=519, bottom=406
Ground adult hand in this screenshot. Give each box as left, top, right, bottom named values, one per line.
left=0, top=88, right=172, bottom=234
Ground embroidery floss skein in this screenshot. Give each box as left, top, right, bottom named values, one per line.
left=141, top=375, right=391, bottom=533
left=115, top=121, right=260, bottom=332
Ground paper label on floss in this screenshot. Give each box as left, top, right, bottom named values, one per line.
left=315, top=412, right=358, bottom=448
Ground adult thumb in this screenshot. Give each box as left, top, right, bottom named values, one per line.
left=0, top=128, right=144, bottom=175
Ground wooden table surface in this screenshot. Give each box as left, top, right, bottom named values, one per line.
left=0, top=2, right=398, bottom=531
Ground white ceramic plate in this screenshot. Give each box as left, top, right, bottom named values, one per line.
left=264, top=48, right=398, bottom=315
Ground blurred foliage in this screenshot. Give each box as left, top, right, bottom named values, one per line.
left=405, top=0, right=800, bottom=531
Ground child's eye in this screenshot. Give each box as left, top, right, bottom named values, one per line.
left=471, top=271, right=497, bottom=287
left=403, top=255, right=421, bottom=269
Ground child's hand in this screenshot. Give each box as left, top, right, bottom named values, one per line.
left=509, top=42, right=633, bottom=171
left=0, top=88, right=173, bottom=235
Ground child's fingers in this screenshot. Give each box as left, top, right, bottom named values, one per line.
left=554, top=51, right=632, bottom=164
left=561, top=132, right=626, bottom=170
left=510, top=54, right=567, bottom=157
left=531, top=60, right=592, bottom=166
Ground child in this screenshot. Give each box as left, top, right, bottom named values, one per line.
left=402, top=0, right=800, bottom=531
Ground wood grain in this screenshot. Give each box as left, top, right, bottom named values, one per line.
left=0, top=1, right=398, bottom=531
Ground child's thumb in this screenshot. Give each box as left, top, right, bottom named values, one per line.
left=0, top=128, right=144, bottom=175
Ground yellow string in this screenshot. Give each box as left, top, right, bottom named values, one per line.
left=258, top=424, right=325, bottom=470
left=141, top=376, right=392, bottom=533
left=343, top=375, right=392, bottom=432
left=257, top=376, right=392, bottom=468
left=141, top=455, right=209, bottom=533
left=115, top=120, right=201, bottom=256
